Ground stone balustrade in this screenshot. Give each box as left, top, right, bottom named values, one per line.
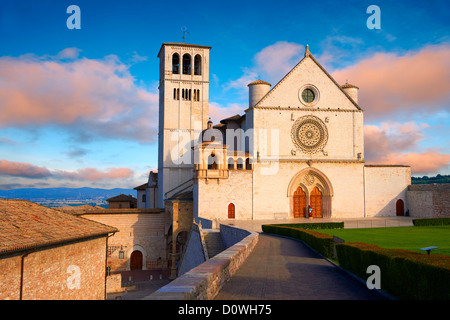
left=144, top=225, right=258, bottom=300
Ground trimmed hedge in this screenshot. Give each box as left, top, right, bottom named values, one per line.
left=413, top=217, right=450, bottom=226
left=336, top=242, right=450, bottom=300
left=272, top=222, right=344, bottom=230
left=262, top=224, right=335, bottom=258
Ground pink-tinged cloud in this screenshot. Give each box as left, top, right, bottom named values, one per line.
left=254, top=41, right=304, bottom=84
left=222, top=41, right=304, bottom=96
left=371, top=151, right=450, bottom=175
left=364, top=123, right=450, bottom=174
left=332, top=44, right=450, bottom=119
left=0, top=49, right=158, bottom=143
left=0, top=159, right=135, bottom=181
left=54, top=167, right=134, bottom=181
left=209, top=102, right=244, bottom=124
left=0, top=159, right=51, bottom=178
left=364, top=122, right=427, bottom=160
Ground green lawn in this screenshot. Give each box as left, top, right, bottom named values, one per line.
left=311, top=225, right=450, bottom=256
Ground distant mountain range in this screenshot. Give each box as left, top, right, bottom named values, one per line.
left=0, top=187, right=136, bottom=201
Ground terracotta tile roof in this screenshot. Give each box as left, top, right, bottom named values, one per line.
left=248, top=79, right=271, bottom=86
left=56, top=205, right=107, bottom=215
left=0, top=199, right=118, bottom=254
left=341, top=82, right=359, bottom=89
left=106, top=194, right=137, bottom=202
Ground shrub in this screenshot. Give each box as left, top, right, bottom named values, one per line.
left=262, top=224, right=335, bottom=258
left=336, top=242, right=450, bottom=300
left=413, top=217, right=450, bottom=226
left=272, top=222, right=344, bottom=230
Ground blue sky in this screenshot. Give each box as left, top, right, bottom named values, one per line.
left=0, top=0, right=449, bottom=189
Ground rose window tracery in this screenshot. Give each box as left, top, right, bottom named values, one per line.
left=291, top=116, right=328, bottom=154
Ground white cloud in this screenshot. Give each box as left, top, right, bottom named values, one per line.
left=0, top=48, right=159, bottom=143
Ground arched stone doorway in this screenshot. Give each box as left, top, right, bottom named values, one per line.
left=288, top=168, right=333, bottom=218
left=228, top=203, right=235, bottom=219
left=130, top=251, right=143, bottom=270
left=127, top=245, right=147, bottom=271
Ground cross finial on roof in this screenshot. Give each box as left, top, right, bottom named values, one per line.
left=181, top=26, right=189, bottom=43
left=305, top=44, right=311, bottom=57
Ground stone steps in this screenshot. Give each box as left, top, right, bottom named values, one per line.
left=203, top=230, right=225, bottom=258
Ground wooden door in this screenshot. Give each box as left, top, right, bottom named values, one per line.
left=310, top=187, right=323, bottom=218
left=396, top=199, right=404, bottom=216
left=293, top=187, right=306, bottom=218
left=130, top=251, right=143, bottom=270
left=228, top=203, right=235, bottom=219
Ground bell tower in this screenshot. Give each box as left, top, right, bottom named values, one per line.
left=157, top=43, right=211, bottom=206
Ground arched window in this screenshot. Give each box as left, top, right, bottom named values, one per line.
left=208, top=154, right=218, bottom=170
left=182, top=53, right=191, bottom=75
left=172, top=53, right=180, bottom=74
left=194, top=54, right=202, bottom=75
left=237, top=158, right=244, bottom=170
left=228, top=157, right=234, bottom=170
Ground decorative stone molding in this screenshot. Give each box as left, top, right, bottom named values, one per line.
left=251, top=106, right=363, bottom=113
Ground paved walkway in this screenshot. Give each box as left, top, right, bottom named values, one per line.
left=215, top=232, right=388, bottom=300
left=107, top=270, right=171, bottom=300
left=118, top=217, right=410, bottom=300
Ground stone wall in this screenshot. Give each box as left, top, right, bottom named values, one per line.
left=144, top=225, right=259, bottom=300
left=0, top=236, right=107, bottom=300
left=364, top=165, right=411, bottom=217
left=178, top=222, right=207, bottom=276
left=407, top=184, right=450, bottom=218
left=80, top=209, right=167, bottom=271
left=220, top=224, right=251, bottom=248
left=252, top=161, right=366, bottom=219
left=195, top=170, right=253, bottom=220
left=106, top=273, right=122, bottom=293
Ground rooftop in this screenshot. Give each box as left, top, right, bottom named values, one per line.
left=0, top=199, right=117, bottom=254
left=341, top=82, right=359, bottom=89
left=248, top=79, right=271, bottom=86
left=106, top=194, right=137, bottom=202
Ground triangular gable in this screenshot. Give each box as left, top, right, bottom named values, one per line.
left=251, top=48, right=363, bottom=111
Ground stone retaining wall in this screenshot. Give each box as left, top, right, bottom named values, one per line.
left=144, top=225, right=258, bottom=300
left=407, top=184, right=450, bottom=218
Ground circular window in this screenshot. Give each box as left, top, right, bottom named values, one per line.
left=298, top=84, right=319, bottom=106
left=291, top=116, right=328, bottom=154
left=302, top=89, right=315, bottom=103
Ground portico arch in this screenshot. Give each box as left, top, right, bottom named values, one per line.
left=288, top=167, right=333, bottom=218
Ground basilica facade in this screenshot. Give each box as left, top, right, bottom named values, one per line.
left=138, top=42, right=411, bottom=222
